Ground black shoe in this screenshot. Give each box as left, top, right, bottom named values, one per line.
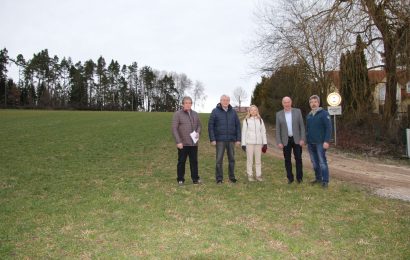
left=287, top=180, right=294, bottom=184
left=297, top=179, right=303, bottom=184
left=229, top=178, right=237, bottom=183
left=216, top=180, right=223, bottom=184
left=322, top=182, right=328, bottom=188
left=193, top=179, right=202, bottom=185
left=310, top=180, right=321, bottom=185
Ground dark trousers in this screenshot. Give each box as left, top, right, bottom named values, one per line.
left=177, top=146, right=199, bottom=182
left=283, top=137, right=303, bottom=182
left=215, top=141, right=236, bottom=181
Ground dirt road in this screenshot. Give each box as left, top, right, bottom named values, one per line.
left=267, top=126, right=410, bottom=202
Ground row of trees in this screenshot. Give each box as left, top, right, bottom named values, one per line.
left=253, top=0, right=410, bottom=124
left=0, top=48, right=206, bottom=111
left=251, top=35, right=373, bottom=123
left=251, top=0, right=409, bottom=155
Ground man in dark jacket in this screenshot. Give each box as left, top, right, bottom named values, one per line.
left=306, top=95, right=332, bottom=188
left=208, top=94, right=241, bottom=184
left=172, top=96, right=202, bottom=185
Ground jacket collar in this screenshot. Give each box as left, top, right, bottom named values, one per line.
left=216, top=103, right=232, bottom=111
left=309, top=107, right=323, bottom=116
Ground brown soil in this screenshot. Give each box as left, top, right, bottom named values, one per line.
left=267, top=125, right=410, bottom=202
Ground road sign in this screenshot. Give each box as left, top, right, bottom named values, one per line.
left=327, top=92, right=342, bottom=106
left=328, top=105, right=342, bottom=115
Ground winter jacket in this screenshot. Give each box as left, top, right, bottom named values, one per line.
left=208, top=103, right=241, bottom=142
left=306, top=108, right=332, bottom=144
left=241, top=117, right=267, bottom=146
left=172, top=109, right=201, bottom=146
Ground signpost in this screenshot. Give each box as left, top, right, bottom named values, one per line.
left=326, top=92, right=342, bottom=146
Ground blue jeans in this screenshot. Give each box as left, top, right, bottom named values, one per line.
left=215, top=141, right=236, bottom=181
left=307, top=143, right=329, bottom=183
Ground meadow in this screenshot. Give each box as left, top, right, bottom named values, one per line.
left=0, top=110, right=409, bottom=259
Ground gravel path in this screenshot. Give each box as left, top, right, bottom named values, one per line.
left=267, top=125, right=410, bottom=202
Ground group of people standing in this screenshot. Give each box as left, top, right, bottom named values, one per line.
left=171, top=94, right=332, bottom=188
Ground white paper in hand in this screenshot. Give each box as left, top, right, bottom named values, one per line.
left=190, top=131, right=199, bottom=144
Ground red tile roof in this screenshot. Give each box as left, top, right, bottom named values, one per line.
left=327, top=70, right=410, bottom=89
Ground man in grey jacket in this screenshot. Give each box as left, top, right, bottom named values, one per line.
left=276, top=96, right=306, bottom=184
left=172, top=96, right=202, bottom=185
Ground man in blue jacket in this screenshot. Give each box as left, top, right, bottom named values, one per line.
left=208, top=95, right=241, bottom=184
left=306, top=95, right=332, bottom=188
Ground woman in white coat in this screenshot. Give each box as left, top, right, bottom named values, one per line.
left=241, top=105, right=267, bottom=181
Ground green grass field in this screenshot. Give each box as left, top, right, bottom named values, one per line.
left=0, top=110, right=409, bottom=259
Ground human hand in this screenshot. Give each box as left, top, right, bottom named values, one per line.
left=176, top=143, right=183, bottom=149
left=235, top=141, right=241, bottom=146
left=278, top=144, right=284, bottom=149
left=211, top=141, right=216, bottom=146
left=299, top=140, right=305, bottom=146
left=323, top=142, right=329, bottom=149
left=262, top=144, right=267, bottom=153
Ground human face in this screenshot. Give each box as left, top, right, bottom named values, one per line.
left=220, top=96, right=230, bottom=108
left=249, top=106, right=258, bottom=117
left=309, top=98, right=319, bottom=110
left=282, top=97, right=292, bottom=111
left=182, top=99, right=192, bottom=111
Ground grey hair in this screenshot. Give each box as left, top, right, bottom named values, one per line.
left=282, top=96, right=292, bottom=102
left=309, top=95, right=320, bottom=103
left=220, top=94, right=230, bottom=101
left=182, top=96, right=193, bottom=104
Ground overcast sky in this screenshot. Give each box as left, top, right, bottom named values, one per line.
left=1, top=0, right=264, bottom=112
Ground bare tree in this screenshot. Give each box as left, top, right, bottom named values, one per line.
left=253, top=0, right=349, bottom=100
left=191, top=80, right=207, bottom=110
left=172, top=72, right=192, bottom=105
left=322, top=0, right=410, bottom=121
left=232, top=86, right=248, bottom=109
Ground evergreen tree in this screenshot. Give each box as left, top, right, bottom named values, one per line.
left=139, top=66, right=156, bottom=111
left=339, top=35, right=372, bottom=121
left=250, top=76, right=267, bottom=107
left=127, top=62, right=140, bottom=111
left=96, top=56, right=107, bottom=110
left=250, top=63, right=311, bottom=123
left=107, top=60, right=120, bottom=110
left=69, top=62, right=88, bottom=108
left=59, top=57, right=72, bottom=107
left=119, top=65, right=129, bottom=110
left=0, top=48, right=9, bottom=106
left=84, top=59, right=96, bottom=108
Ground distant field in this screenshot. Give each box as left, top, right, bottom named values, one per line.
left=0, top=110, right=409, bottom=259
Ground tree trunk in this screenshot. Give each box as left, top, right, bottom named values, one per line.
left=383, top=38, right=398, bottom=121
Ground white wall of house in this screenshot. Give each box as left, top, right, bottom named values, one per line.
left=373, top=80, right=404, bottom=113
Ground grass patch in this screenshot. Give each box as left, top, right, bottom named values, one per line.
left=0, top=110, right=409, bottom=259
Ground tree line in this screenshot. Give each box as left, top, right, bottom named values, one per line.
left=251, top=0, right=409, bottom=155
left=252, top=0, right=409, bottom=124
left=0, top=48, right=205, bottom=111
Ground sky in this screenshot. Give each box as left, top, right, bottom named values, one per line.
left=1, top=0, right=264, bottom=112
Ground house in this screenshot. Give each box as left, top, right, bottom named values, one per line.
left=233, top=106, right=249, bottom=113
left=327, top=70, right=410, bottom=116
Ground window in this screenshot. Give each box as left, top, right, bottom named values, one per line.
left=379, top=83, right=401, bottom=101
left=379, top=84, right=386, bottom=101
